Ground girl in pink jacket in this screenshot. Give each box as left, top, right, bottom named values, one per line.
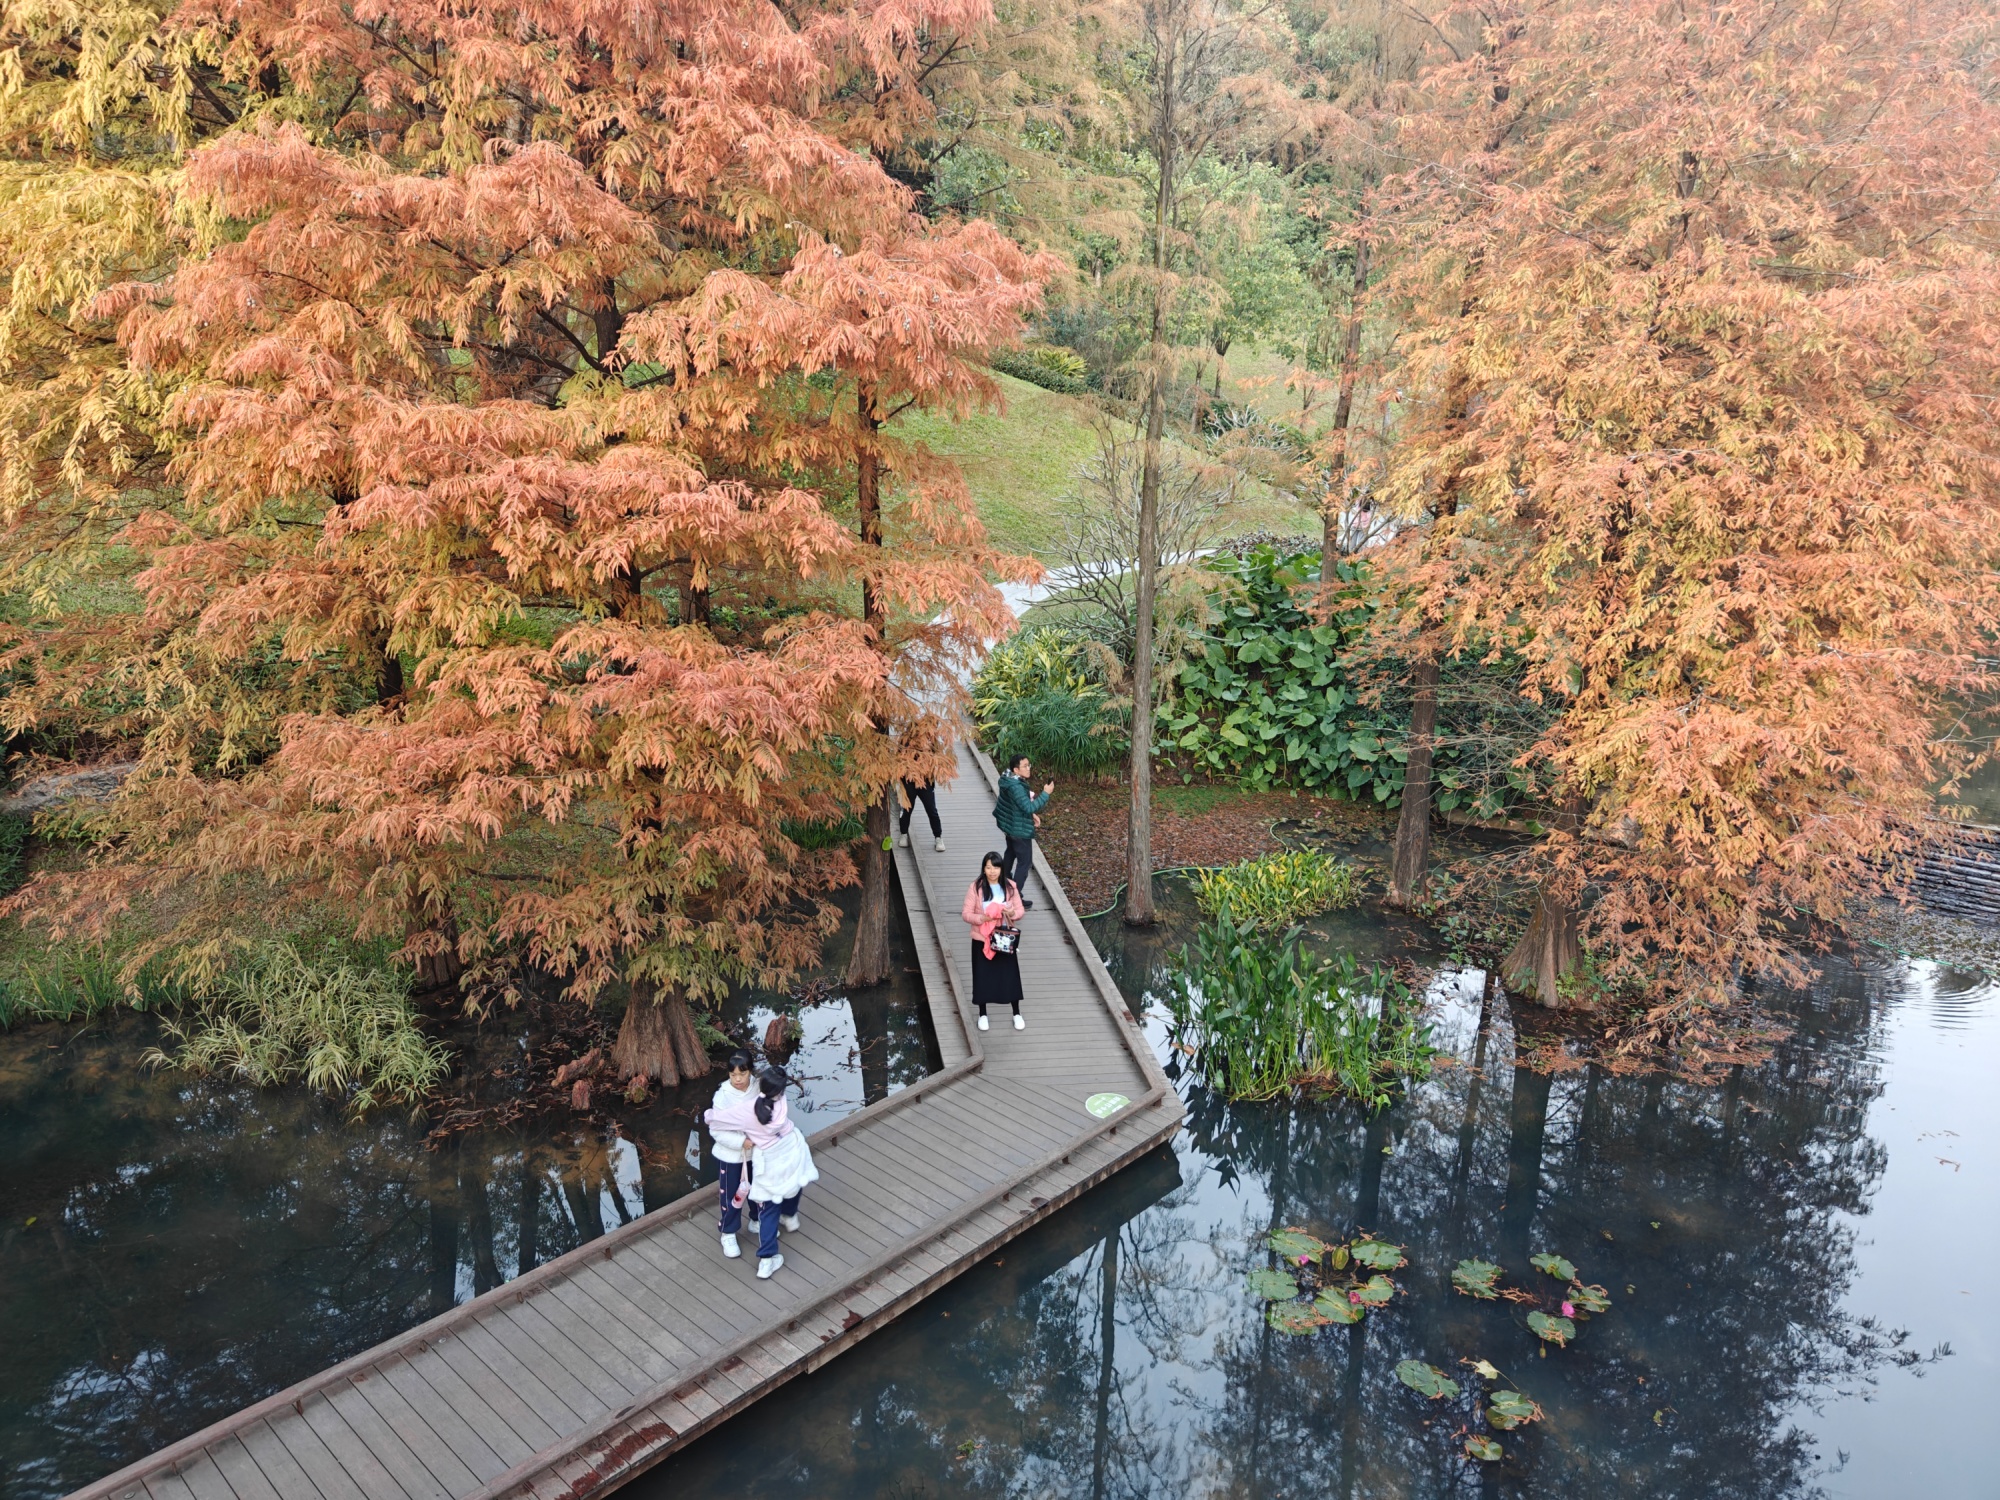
left=963, top=850, right=1026, bottom=1032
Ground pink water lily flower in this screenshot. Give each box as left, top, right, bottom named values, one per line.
left=1297, top=1255, right=1311, bottom=1266
left=1561, top=1301, right=1576, bottom=1318
left=1348, top=1290, right=1362, bottom=1304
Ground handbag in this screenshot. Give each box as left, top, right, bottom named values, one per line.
left=989, top=924, right=1021, bottom=955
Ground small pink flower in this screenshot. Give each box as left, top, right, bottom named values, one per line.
left=1297, top=1255, right=1310, bottom=1266
left=1348, top=1290, right=1362, bottom=1304
left=1561, top=1301, right=1575, bottom=1318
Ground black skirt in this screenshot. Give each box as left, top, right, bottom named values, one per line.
left=970, top=939, right=1023, bottom=1010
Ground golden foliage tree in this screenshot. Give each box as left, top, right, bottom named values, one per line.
left=1376, top=0, right=2000, bottom=1040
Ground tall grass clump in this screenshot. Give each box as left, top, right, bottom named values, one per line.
left=1194, top=848, right=1359, bottom=931
left=0, top=810, right=27, bottom=895
left=972, top=626, right=1127, bottom=776
left=0, top=947, right=194, bottom=1028
left=1164, top=912, right=1434, bottom=1107
left=147, top=943, right=448, bottom=1113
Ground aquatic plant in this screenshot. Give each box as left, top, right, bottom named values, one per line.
left=1250, top=1228, right=1405, bottom=1334
left=1163, top=912, right=1435, bottom=1105
left=1192, top=848, right=1359, bottom=931
left=147, top=943, right=448, bottom=1113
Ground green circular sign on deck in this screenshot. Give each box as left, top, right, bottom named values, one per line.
left=1084, top=1092, right=1130, bottom=1119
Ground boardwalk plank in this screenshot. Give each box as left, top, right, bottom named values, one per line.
left=203, top=1437, right=280, bottom=1500
left=234, top=1421, right=326, bottom=1500
left=374, top=1354, right=512, bottom=1481
left=341, top=1369, right=483, bottom=1496
left=297, top=1392, right=424, bottom=1500
left=262, top=1411, right=368, bottom=1500
left=324, top=1384, right=454, bottom=1500
left=401, top=1342, right=544, bottom=1473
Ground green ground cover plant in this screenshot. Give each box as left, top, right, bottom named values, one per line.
left=1194, top=848, right=1359, bottom=930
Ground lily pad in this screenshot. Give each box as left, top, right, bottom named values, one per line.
left=1313, top=1290, right=1366, bottom=1324
left=1268, top=1228, right=1328, bottom=1260
left=1487, top=1389, right=1544, bottom=1430
left=1452, top=1259, right=1503, bottom=1299
left=1353, top=1273, right=1396, bottom=1306
left=1351, top=1239, right=1407, bottom=1271
left=1467, top=1358, right=1501, bottom=1382
left=1247, top=1268, right=1300, bottom=1301
left=1465, top=1436, right=1504, bottom=1462
left=1569, top=1282, right=1612, bottom=1314
left=1328, top=1243, right=1351, bottom=1271
left=1526, top=1311, right=1575, bottom=1347
left=1266, top=1300, right=1327, bottom=1335
left=1530, top=1252, right=1577, bottom=1282
left=1394, top=1360, right=1461, bottom=1400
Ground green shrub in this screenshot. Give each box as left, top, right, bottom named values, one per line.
left=0, top=810, right=26, bottom=895
left=1194, top=848, right=1359, bottom=931
left=1163, top=912, right=1434, bottom=1107
left=991, top=343, right=1092, bottom=394
left=972, top=626, right=1126, bottom=775
left=1166, top=546, right=1410, bottom=800
left=985, top=688, right=1127, bottom=776
left=147, top=942, right=449, bottom=1113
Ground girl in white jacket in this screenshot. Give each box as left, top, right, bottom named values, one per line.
left=709, top=1052, right=758, bottom=1258
left=704, top=1065, right=820, bottom=1279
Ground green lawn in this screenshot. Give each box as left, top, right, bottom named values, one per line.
left=892, top=369, right=1319, bottom=559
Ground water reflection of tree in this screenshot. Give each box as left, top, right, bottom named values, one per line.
left=1161, top=958, right=1897, bottom=1500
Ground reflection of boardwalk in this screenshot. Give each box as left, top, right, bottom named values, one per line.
left=74, top=741, right=1180, bottom=1500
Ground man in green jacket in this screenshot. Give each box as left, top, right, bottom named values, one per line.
left=994, top=752, right=1054, bottom=909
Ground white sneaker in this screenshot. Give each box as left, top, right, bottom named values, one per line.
left=757, top=1254, right=784, bottom=1279
left=1013, top=1013, right=1025, bottom=1030
left=781, top=1214, right=801, bottom=1232
left=934, top=837, right=947, bottom=853
left=720, top=1233, right=740, bottom=1259
left=978, top=1014, right=989, bottom=1031
left=897, top=832, right=909, bottom=848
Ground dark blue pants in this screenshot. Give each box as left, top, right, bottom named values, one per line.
left=756, top=1191, right=804, bottom=1259
left=1001, top=834, right=1035, bottom=899
left=717, top=1160, right=758, bottom=1234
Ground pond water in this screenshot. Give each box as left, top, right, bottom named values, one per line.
left=637, top=880, right=1996, bottom=1500
left=0, top=896, right=935, bottom=1499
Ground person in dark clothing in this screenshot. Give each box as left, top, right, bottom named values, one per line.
left=898, top=778, right=943, bottom=852
left=992, top=752, right=1052, bottom=908
left=896, top=720, right=949, bottom=854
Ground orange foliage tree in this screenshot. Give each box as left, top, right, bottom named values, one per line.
left=1375, top=0, right=2000, bottom=1041
left=8, top=0, right=1048, bottom=1085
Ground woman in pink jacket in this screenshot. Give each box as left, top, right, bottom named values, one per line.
left=962, top=850, right=1027, bottom=1032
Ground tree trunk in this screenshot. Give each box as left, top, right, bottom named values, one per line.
left=1502, top=795, right=1588, bottom=1006
left=1502, top=880, right=1585, bottom=1008
left=1386, top=653, right=1438, bottom=908
left=845, top=784, right=894, bottom=987
left=1319, top=230, right=1371, bottom=568
left=848, top=384, right=897, bottom=978
left=611, top=980, right=711, bottom=1086
left=1125, top=79, right=1174, bottom=929
left=406, top=895, right=464, bottom=994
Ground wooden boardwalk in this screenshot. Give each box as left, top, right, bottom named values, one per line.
left=72, top=742, right=1181, bottom=1500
